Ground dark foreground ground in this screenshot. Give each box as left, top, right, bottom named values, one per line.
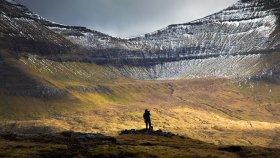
left=0, top=130, right=279, bottom=158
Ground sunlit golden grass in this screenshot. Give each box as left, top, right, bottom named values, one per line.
left=1, top=78, right=279, bottom=147
left=0, top=54, right=280, bottom=148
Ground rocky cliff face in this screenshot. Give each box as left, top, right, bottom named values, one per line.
left=50, top=0, right=280, bottom=60
left=118, top=0, right=280, bottom=80
left=1, top=0, right=280, bottom=80
left=115, top=0, right=280, bottom=80
left=129, top=0, right=280, bottom=59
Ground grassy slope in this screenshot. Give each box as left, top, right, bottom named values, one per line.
left=0, top=52, right=90, bottom=120
left=1, top=133, right=280, bottom=158
left=0, top=51, right=280, bottom=148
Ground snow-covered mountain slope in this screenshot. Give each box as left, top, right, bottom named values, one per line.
left=48, top=25, right=134, bottom=51
left=113, top=54, right=264, bottom=80
left=100, top=0, right=280, bottom=80
left=47, top=0, right=280, bottom=65
left=0, top=0, right=80, bottom=54
left=128, top=0, right=280, bottom=59
left=2, top=0, right=279, bottom=59
left=0, top=0, right=139, bottom=56
left=1, top=0, right=280, bottom=81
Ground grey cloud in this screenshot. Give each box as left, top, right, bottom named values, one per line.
left=15, top=0, right=237, bottom=37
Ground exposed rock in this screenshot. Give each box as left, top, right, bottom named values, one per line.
left=120, top=129, right=185, bottom=138
left=1, top=0, right=280, bottom=81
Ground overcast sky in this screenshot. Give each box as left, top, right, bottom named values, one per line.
left=15, top=0, right=237, bottom=38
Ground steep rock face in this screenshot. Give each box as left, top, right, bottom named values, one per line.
left=114, top=54, right=265, bottom=80
left=1, top=0, right=280, bottom=80
left=2, top=0, right=280, bottom=58
left=129, top=0, right=280, bottom=59
left=49, top=0, right=280, bottom=62
left=47, top=0, right=280, bottom=77
left=111, top=0, right=280, bottom=80
left=48, top=25, right=132, bottom=51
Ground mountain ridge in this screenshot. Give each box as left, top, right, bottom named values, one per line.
left=1, top=0, right=280, bottom=81
left=2, top=0, right=280, bottom=56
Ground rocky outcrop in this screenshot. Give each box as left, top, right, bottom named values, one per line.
left=120, top=129, right=185, bottom=138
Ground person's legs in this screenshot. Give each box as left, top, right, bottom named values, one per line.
left=145, top=120, right=148, bottom=130
left=148, top=119, right=151, bottom=130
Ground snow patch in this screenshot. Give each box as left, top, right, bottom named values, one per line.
left=5, top=0, right=17, bottom=4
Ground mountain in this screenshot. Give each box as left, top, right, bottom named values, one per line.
left=131, top=0, right=280, bottom=56
left=51, top=0, right=280, bottom=59
left=114, top=0, right=280, bottom=80
left=36, top=0, right=280, bottom=80
left=125, top=0, right=280, bottom=80
left=1, top=0, right=280, bottom=149
left=1, top=0, right=280, bottom=80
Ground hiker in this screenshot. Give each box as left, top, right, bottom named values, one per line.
left=143, top=109, right=152, bottom=130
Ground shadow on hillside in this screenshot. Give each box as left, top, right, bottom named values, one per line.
left=0, top=130, right=280, bottom=158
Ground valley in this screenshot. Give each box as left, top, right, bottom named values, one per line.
left=0, top=0, right=280, bottom=157
left=0, top=51, right=280, bottom=148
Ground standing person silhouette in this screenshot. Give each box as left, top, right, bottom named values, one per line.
left=143, top=109, right=152, bottom=130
